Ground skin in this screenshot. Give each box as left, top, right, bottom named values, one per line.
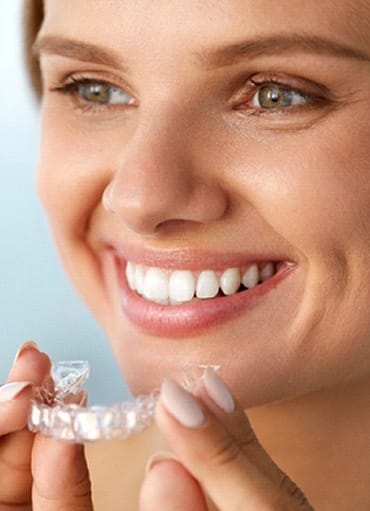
left=35, top=0, right=370, bottom=400
left=3, top=0, right=369, bottom=509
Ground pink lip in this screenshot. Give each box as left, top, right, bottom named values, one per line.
left=111, top=243, right=293, bottom=271
left=112, top=250, right=296, bottom=338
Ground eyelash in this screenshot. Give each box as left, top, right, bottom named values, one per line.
left=50, top=76, right=134, bottom=113
left=49, top=74, right=324, bottom=115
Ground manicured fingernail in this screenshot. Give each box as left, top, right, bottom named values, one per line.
left=0, top=381, right=33, bottom=402
left=13, top=341, right=39, bottom=366
left=145, top=450, right=180, bottom=475
left=181, top=363, right=221, bottom=393
left=161, top=378, right=205, bottom=428
left=204, top=367, right=234, bottom=413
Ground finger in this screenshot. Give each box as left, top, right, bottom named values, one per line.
left=0, top=383, right=34, bottom=436
left=196, top=370, right=312, bottom=505
left=32, top=435, right=93, bottom=511
left=0, top=429, right=35, bottom=505
left=193, top=368, right=284, bottom=481
left=8, top=341, right=51, bottom=385
left=0, top=342, right=51, bottom=437
left=0, top=343, right=51, bottom=504
left=140, top=458, right=208, bottom=511
left=156, top=371, right=314, bottom=511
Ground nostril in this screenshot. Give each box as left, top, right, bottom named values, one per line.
left=101, top=169, right=228, bottom=236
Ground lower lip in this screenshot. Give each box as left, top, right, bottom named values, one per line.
left=115, top=257, right=296, bottom=338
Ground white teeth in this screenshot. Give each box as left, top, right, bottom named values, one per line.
left=220, top=268, right=241, bottom=295
left=196, top=270, right=219, bottom=299
left=143, top=268, right=169, bottom=304
left=241, top=264, right=259, bottom=289
left=125, top=261, right=136, bottom=290
left=260, top=262, right=275, bottom=282
left=169, top=271, right=196, bottom=304
left=134, top=265, right=145, bottom=295
left=124, top=261, right=278, bottom=304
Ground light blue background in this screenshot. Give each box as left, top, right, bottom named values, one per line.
left=1, top=1, right=130, bottom=403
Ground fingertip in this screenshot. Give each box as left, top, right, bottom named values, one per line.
left=140, top=457, right=208, bottom=511
left=159, top=378, right=205, bottom=429
left=145, top=450, right=180, bottom=475
left=38, top=350, right=53, bottom=373
left=203, top=367, right=235, bottom=414
left=12, top=341, right=39, bottom=367
left=9, top=347, right=52, bottom=386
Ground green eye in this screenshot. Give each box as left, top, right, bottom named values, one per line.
left=253, top=85, right=310, bottom=109
left=77, top=81, right=134, bottom=105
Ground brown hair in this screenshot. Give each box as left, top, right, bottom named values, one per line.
left=23, top=0, right=44, bottom=97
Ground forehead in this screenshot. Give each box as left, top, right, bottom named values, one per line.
left=41, top=0, right=370, bottom=65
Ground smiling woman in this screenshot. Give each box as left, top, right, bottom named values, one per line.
left=2, top=1, right=370, bottom=510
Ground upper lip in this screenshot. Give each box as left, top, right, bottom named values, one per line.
left=106, top=242, right=295, bottom=270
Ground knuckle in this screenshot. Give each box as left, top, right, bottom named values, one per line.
left=69, top=469, right=93, bottom=499
left=278, top=474, right=313, bottom=509
left=34, top=476, right=92, bottom=510
left=207, top=434, right=241, bottom=468
left=238, top=427, right=260, bottom=451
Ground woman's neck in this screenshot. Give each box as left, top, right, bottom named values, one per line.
left=247, top=374, right=370, bottom=510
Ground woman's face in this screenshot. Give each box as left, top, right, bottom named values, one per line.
left=35, top=0, right=370, bottom=405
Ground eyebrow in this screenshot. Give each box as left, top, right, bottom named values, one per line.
left=33, top=35, right=129, bottom=70
left=33, top=33, right=370, bottom=71
left=198, top=33, right=370, bottom=68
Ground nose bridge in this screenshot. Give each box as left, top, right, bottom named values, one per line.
left=106, top=104, right=227, bottom=234
left=134, top=102, right=193, bottom=174
left=113, top=108, right=193, bottom=203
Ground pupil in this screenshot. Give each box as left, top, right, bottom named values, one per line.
left=91, top=85, right=103, bottom=97
left=269, top=88, right=281, bottom=103
left=80, top=83, right=110, bottom=103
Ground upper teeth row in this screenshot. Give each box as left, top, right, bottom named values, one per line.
left=125, top=261, right=276, bottom=305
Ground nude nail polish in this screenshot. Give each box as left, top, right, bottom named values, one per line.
left=0, top=381, right=32, bottom=402
left=161, top=378, right=205, bottom=428
left=13, top=341, right=39, bottom=366
left=203, top=367, right=234, bottom=413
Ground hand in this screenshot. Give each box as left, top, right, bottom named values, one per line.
left=0, top=341, right=50, bottom=510
left=31, top=434, right=93, bottom=511
left=0, top=342, right=93, bottom=511
left=140, top=367, right=314, bottom=511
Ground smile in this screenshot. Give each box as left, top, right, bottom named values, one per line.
left=112, top=249, right=296, bottom=337
left=125, top=261, right=279, bottom=305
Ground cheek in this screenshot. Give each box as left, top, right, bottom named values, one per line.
left=221, top=112, right=370, bottom=362
left=228, top=117, right=370, bottom=259
left=35, top=112, right=121, bottom=327
left=36, top=114, right=114, bottom=237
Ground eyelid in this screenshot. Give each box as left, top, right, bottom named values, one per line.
left=49, top=71, right=138, bottom=108
left=49, top=70, right=332, bottom=117
left=232, top=72, right=331, bottom=113
left=243, top=72, right=330, bottom=97
left=71, top=78, right=135, bottom=103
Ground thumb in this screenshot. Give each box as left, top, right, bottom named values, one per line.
left=140, top=455, right=208, bottom=511
left=32, top=434, right=93, bottom=511
left=155, top=370, right=314, bottom=511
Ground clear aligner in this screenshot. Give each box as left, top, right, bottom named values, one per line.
left=28, top=361, right=220, bottom=443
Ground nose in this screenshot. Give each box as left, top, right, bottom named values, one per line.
left=103, top=122, right=228, bottom=236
